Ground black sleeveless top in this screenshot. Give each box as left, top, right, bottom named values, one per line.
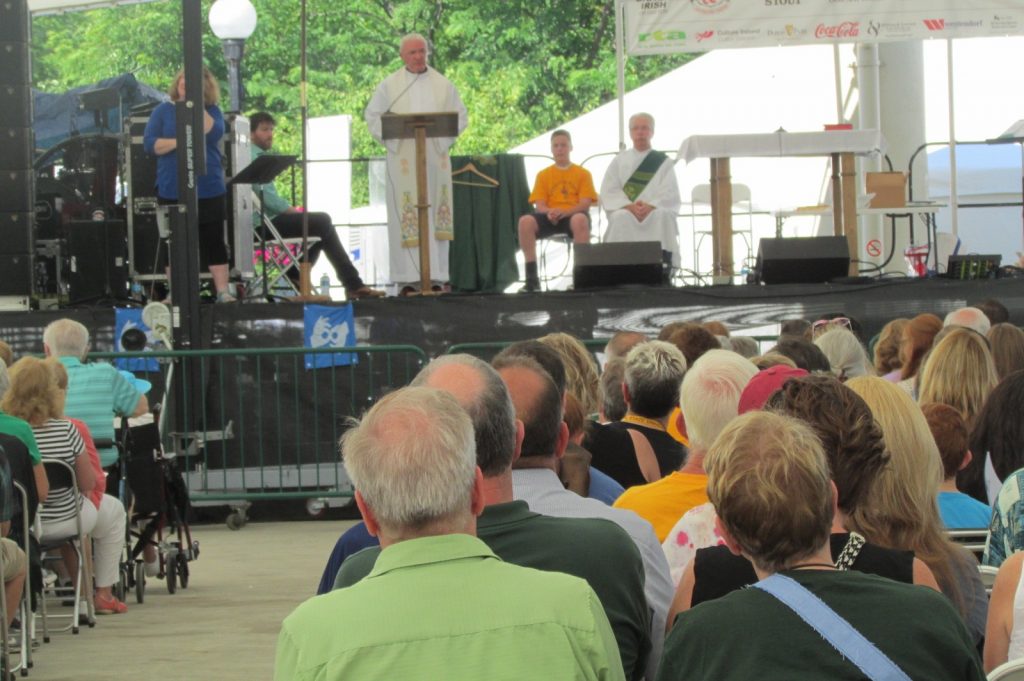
left=690, top=533, right=915, bottom=607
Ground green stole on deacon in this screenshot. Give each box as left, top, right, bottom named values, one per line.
left=622, top=150, right=669, bottom=202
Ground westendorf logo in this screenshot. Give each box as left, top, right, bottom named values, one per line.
left=815, top=21, right=859, bottom=38
left=697, top=30, right=714, bottom=41
left=923, top=19, right=945, bottom=31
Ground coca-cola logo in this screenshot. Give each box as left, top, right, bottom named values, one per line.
left=814, top=21, right=859, bottom=38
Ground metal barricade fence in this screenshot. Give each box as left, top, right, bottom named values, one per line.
left=93, top=345, right=427, bottom=512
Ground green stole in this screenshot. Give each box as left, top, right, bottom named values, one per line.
left=622, top=150, right=668, bottom=202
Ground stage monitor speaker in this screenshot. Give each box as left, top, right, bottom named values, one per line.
left=67, top=219, right=129, bottom=303
left=573, top=241, right=662, bottom=289
left=0, top=253, right=32, bottom=295
left=755, top=236, right=850, bottom=285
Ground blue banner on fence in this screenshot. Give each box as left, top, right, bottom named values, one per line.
left=303, top=304, right=357, bottom=369
left=113, top=307, right=161, bottom=372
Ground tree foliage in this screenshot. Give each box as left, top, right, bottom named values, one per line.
left=32, top=0, right=693, bottom=162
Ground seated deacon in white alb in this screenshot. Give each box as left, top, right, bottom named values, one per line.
left=600, top=113, right=681, bottom=281
left=365, top=33, right=468, bottom=294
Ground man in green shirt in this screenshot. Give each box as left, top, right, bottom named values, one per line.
left=275, top=385, right=624, bottom=681
left=658, top=411, right=984, bottom=681
left=335, top=354, right=650, bottom=680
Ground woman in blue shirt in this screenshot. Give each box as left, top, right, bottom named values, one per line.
left=143, top=67, right=234, bottom=302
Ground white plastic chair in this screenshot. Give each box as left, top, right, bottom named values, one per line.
left=980, top=564, right=999, bottom=594
left=689, top=183, right=763, bottom=276
left=947, top=528, right=989, bottom=562
left=989, top=658, right=1024, bottom=680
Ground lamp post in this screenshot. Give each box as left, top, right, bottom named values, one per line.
left=209, top=0, right=257, bottom=113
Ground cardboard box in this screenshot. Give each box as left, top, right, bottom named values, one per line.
left=865, top=172, right=906, bottom=208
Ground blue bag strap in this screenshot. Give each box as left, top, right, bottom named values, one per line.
left=753, top=573, right=911, bottom=681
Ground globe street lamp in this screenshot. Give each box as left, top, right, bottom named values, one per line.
left=209, top=0, right=257, bottom=113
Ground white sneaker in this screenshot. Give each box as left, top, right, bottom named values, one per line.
left=216, top=291, right=237, bottom=303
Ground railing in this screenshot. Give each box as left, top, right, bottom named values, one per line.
left=92, top=345, right=428, bottom=505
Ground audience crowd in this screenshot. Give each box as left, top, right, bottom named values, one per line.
left=267, top=299, right=1024, bottom=680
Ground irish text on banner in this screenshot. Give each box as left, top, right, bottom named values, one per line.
left=304, top=304, right=358, bottom=370
left=114, top=307, right=161, bottom=372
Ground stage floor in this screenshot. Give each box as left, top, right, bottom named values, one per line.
left=2, top=275, right=1021, bottom=357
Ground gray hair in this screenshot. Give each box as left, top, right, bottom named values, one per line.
left=599, top=358, right=627, bottom=422
left=730, top=336, right=759, bottom=358
left=43, top=319, right=89, bottom=359
left=944, top=307, right=991, bottom=335
left=814, top=327, right=871, bottom=381
left=629, top=112, right=655, bottom=130
left=411, top=354, right=517, bottom=477
left=624, top=340, right=687, bottom=419
left=0, top=359, right=8, bottom=402
left=400, top=32, right=430, bottom=54
left=341, top=387, right=476, bottom=532
left=680, top=349, right=759, bottom=451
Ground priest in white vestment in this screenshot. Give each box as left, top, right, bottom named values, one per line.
left=600, top=113, right=681, bottom=272
left=365, top=33, right=468, bottom=291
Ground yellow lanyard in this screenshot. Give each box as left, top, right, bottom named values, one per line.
left=621, top=413, right=665, bottom=432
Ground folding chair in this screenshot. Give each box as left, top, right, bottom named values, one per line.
left=36, top=460, right=94, bottom=639
left=11, top=480, right=33, bottom=676
left=947, top=528, right=988, bottom=562
left=989, top=658, right=1024, bottom=681
left=250, top=195, right=321, bottom=298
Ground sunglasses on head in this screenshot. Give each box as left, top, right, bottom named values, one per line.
left=812, top=317, right=851, bottom=335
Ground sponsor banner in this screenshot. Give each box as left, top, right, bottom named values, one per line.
left=626, top=0, right=1024, bottom=55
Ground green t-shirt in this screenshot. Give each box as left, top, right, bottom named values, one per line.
left=0, top=413, right=41, bottom=464
left=658, top=569, right=984, bottom=681
left=336, top=501, right=651, bottom=681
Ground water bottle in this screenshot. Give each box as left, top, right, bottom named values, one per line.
left=131, top=282, right=145, bottom=302
left=319, top=274, right=331, bottom=298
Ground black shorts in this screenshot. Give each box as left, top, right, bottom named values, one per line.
left=531, top=212, right=590, bottom=240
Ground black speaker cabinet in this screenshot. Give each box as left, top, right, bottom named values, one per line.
left=0, top=127, right=32, bottom=170
left=573, top=241, right=662, bottom=289
left=67, top=219, right=129, bottom=303
left=0, top=211, right=31, bottom=254
left=0, top=87, right=29, bottom=128
left=0, top=42, right=29, bottom=86
left=0, top=1, right=28, bottom=43
left=755, top=236, right=850, bottom=285
left=0, top=252, right=31, bottom=295
left=0, top=169, right=32, bottom=211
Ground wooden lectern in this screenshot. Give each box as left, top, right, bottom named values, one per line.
left=381, top=111, right=460, bottom=294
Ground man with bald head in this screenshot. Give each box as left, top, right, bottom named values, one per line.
left=600, top=113, right=682, bottom=278
left=277, top=386, right=625, bottom=681
left=330, top=355, right=651, bottom=680
left=365, top=34, right=468, bottom=292
left=496, top=354, right=674, bottom=679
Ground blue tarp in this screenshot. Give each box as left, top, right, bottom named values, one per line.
left=33, top=73, right=166, bottom=153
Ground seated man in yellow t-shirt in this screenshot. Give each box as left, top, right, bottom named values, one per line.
left=518, top=129, right=597, bottom=292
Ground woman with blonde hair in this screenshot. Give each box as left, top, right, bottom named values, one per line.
left=846, top=375, right=987, bottom=643
left=537, top=332, right=600, bottom=416
left=2, top=357, right=129, bottom=614
left=143, top=66, right=234, bottom=302
left=918, top=327, right=998, bottom=432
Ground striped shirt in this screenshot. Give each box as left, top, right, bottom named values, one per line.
left=33, top=419, right=85, bottom=524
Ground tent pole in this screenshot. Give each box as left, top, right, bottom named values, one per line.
left=833, top=44, right=844, bottom=122
left=615, top=0, right=626, bottom=150
left=947, top=38, right=959, bottom=238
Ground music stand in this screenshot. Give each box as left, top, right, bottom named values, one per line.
left=228, top=154, right=296, bottom=301
left=381, top=111, right=460, bottom=294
